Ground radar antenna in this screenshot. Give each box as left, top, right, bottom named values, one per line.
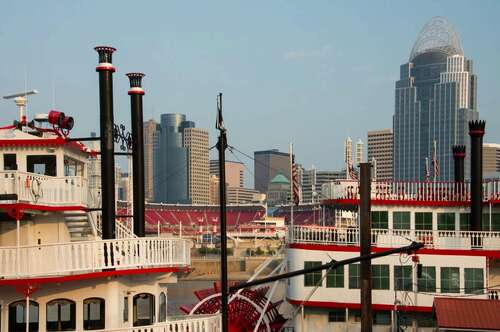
left=3, top=90, right=39, bottom=124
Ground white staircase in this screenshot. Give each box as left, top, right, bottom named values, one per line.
left=64, top=211, right=95, bottom=242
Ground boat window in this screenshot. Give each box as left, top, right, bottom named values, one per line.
left=482, top=213, right=500, bottom=231
left=464, top=268, right=484, bottom=294
left=371, top=211, right=388, bottom=229
left=133, top=293, right=155, bottom=326
left=8, top=300, right=39, bottom=332
left=46, top=299, right=76, bottom=331
left=393, top=211, right=410, bottom=229
left=417, top=266, right=436, bottom=292
left=395, top=265, right=413, bottom=291
left=123, top=296, right=128, bottom=323
left=372, top=265, right=390, bottom=290
left=158, top=292, right=167, bottom=322
left=326, top=266, right=344, bottom=288
left=441, top=267, right=460, bottom=293
left=83, top=298, right=105, bottom=330
left=328, top=309, right=346, bottom=322
left=304, top=261, right=322, bottom=287
left=373, top=311, right=391, bottom=325
left=415, top=212, right=432, bottom=230
left=27, top=155, right=56, bottom=176
left=64, top=157, right=84, bottom=177
left=4, top=154, right=17, bottom=170
left=459, top=213, right=470, bottom=230
left=348, top=264, right=360, bottom=289
left=347, top=309, right=361, bottom=323
left=437, top=213, right=455, bottom=230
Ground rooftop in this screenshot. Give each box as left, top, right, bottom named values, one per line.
left=434, top=298, right=500, bottom=331
left=409, top=16, right=463, bottom=62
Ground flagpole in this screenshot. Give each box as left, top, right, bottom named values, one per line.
left=289, top=143, right=294, bottom=241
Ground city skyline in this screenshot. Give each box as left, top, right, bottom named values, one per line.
left=1, top=1, right=500, bottom=177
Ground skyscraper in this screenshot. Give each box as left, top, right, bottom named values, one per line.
left=143, top=119, right=159, bottom=202
left=394, top=17, right=478, bottom=181
left=154, top=114, right=209, bottom=204
left=355, top=139, right=364, bottom=165
left=368, top=129, right=393, bottom=180
left=184, top=127, right=209, bottom=204
left=209, top=160, right=245, bottom=188
left=254, top=149, right=290, bottom=194
left=154, top=114, right=188, bottom=203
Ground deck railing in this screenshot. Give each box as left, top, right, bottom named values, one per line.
left=0, top=237, right=190, bottom=279
left=322, top=179, right=500, bottom=203
left=290, top=225, right=500, bottom=251
left=76, top=314, right=221, bottom=332
left=0, top=171, right=88, bottom=207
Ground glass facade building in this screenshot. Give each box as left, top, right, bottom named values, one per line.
left=393, top=17, right=478, bottom=181
left=154, top=114, right=189, bottom=203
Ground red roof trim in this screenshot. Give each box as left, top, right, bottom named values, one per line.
left=0, top=137, right=89, bottom=155
left=288, top=243, right=500, bottom=258
left=0, top=203, right=87, bottom=212
left=322, top=198, right=500, bottom=207
left=0, top=266, right=188, bottom=288
left=434, top=297, right=500, bottom=330
left=288, top=299, right=432, bottom=313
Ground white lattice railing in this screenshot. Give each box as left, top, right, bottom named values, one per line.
left=322, top=179, right=500, bottom=202
left=0, top=237, right=190, bottom=279
left=0, top=171, right=88, bottom=207
left=76, top=314, right=221, bottom=332
left=290, top=225, right=500, bottom=250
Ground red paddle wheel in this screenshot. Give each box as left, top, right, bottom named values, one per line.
left=180, top=282, right=287, bottom=332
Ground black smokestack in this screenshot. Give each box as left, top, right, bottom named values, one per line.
left=95, top=46, right=117, bottom=239
left=126, top=72, right=146, bottom=237
left=452, top=145, right=465, bottom=183
left=359, top=163, right=372, bottom=332
left=469, top=120, right=485, bottom=231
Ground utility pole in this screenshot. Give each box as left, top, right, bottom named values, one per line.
left=216, top=93, right=229, bottom=332
left=360, top=162, right=372, bottom=332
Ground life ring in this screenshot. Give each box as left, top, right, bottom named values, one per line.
left=30, top=177, right=43, bottom=203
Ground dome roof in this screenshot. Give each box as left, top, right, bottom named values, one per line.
left=409, top=17, right=463, bottom=62
left=270, top=173, right=290, bottom=185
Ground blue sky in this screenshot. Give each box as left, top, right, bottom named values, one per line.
left=1, top=1, right=500, bottom=183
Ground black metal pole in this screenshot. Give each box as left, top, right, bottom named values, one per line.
left=360, top=162, right=372, bottom=332
left=452, top=145, right=465, bottom=183
left=216, top=93, right=228, bottom=332
left=469, top=120, right=485, bottom=231
left=230, top=241, right=424, bottom=291
left=127, top=72, right=146, bottom=237
left=95, top=46, right=116, bottom=240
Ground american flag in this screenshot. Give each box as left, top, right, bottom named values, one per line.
left=432, top=140, right=439, bottom=179
left=292, top=156, right=300, bottom=206
left=425, top=157, right=430, bottom=181
left=215, top=93, right=224, bottom=130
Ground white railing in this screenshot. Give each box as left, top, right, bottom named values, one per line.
left=0, top=237, right=190, bottom=279
left=290, top=225, right=500, bottom=251
left=0, top=171, right=88, bottom=207
left=116, top=219, right=137, bottom=239
left=322, top=179, right=500, bottom=203
left=76, top=314, right=221, bottom=332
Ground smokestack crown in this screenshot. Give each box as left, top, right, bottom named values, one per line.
left=469, top=120, right=486, bottom=137
left=452, top=145, right=466, bottom=158
left=126, top=72, right=145, bottom=95
left=94, top=46, right=116, bottom=63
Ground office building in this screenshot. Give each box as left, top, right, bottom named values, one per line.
left=227, top=187, right=261, bottom=205
left=355, top=139, right=364, bottom=165
left=483, top=143, right=500, bottom=177
left=144, top=119, right=159, bottom=202
left=301, top=168, right=347, bottom=203
left=266, top=173, right=290, bottom=206
left=394, top=17, right=478, bottom=181
left=184, top=127, right=209, bottom=204
left=154, top=114, right=209, bottom=204
left=368, top=129, right=393, bottom=180
left=209, top=160, right=245, bottom=188
left=254, top=149, right=290, bottom=194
